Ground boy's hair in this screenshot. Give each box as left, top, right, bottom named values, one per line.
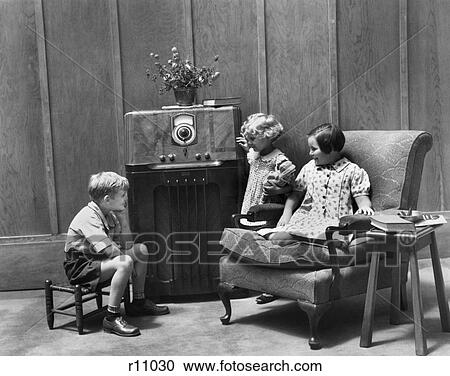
left=88, top=171, right=129, bottom=202
left=241, top=113, right=283, bottom=141
left=307, top=123, right=345, bottom=154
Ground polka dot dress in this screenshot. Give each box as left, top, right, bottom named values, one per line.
left=271, top=157, right=371, bottom=240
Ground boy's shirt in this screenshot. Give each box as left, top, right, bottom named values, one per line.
left=65, top=201, right=122, bottom=255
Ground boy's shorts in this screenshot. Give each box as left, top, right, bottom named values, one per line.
left=63, top=248, right=107, bottom=290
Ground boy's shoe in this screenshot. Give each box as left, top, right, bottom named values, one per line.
left=103, top=316, right=140, bottom=337
left=126, top=299, right=170, bottom=316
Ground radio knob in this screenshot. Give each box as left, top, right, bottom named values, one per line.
left=168, top=153, right=176, bottom=161
left=159, top=154, right=166, bottom=162
left=204, top=152, right=211, bottom=160
left=195, top=153, right=202, bottom=160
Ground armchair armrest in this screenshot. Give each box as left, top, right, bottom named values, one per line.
left=231, top=203, right=284, bottom=229
left=247, top=203, right=284, bottom=221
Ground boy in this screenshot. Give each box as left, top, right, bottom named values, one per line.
left=64, top=171, right=169, bottom=337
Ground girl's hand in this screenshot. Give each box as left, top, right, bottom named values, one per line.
left=355, top=206, right=374, bottom=215
left=236, top=135, right=249, bottom=152
left=277, top=212, right=292, bottom=227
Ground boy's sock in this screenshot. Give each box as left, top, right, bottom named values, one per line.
left=106, top=305, right=121, bottom=320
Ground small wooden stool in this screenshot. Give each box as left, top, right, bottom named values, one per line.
left=44, top=279, right=130, bottom=334
left=360, top=226, right=450, bottom=355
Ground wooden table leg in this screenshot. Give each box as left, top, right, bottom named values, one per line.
left=360, top=252, right=380, bottom=348
left=409, top=249, right=427, bottom=356
left=429, top=232, right=450, bottom=332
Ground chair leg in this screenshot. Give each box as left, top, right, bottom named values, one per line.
left=218, top=282, right=236, bottom=325
left=44, top=280, right=54, bottom=330
left=95, top=288, right=103, bottom=310
left=297, top=300, right=332, bottom=350
left=400, top=280, right=408, bottom=311
left=74, top=285, right=84, bottom=335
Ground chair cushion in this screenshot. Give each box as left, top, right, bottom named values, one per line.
left=219, top=255, right=403, bottom=304
left=220, top=228, right=356, bottom=269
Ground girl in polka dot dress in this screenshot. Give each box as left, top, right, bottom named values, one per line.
left=266, top=123, right=374, bottom=242
left=237, top=113, right=296, bottom=217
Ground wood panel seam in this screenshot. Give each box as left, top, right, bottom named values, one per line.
left=256, top=0, right=268, bottom=113
left=34, top=0, right=59, bottom=234
left=399, top=0, right=409, bottom=130
left=109, top=0, right=125, bottom=174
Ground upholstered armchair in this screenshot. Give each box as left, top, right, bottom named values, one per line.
left=218, top=130, right=433, bottom=349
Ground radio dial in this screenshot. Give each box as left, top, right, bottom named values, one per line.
left=195, top=153, right=202, bottom=160
left=159, top=154, right=166, bottom=162
left=204, top=152, right=211, bottom=160
left=168, top=153, right=176, bottom=161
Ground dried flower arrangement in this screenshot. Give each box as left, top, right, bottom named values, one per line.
left=146, top=47, right=220, bottom=95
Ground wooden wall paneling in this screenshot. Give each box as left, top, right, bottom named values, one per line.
left=191, top=0, right=259, bottom=121
left=337, top=0, right=400, bottom=131
left=109, top=0, right=125, bottom=173
left=265, top=0, right=330, bottom=166
left=43, top=0, right=119, bottom=230
left=399, top=0, right=409, bottom=130
left=434, top=0, right=450, bottom=211
left=0, top=0, right=51, bottom=236
left=0, top=238, right=66, bottom=290
left=328, top=0, right=339, bottom=125
left=35, top=0, right=58, bottom=234
left=408, top=0, right=446, bottom=211
left=118, top=0, right=192, bottom=113
left=256, top=0, right=268, bottom=113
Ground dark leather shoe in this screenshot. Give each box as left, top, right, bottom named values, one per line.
left=126, top=300, right=170, bottom=316
left=256, top=293, right=279, bottom=304
left=103, top=316, right=140, bottom=337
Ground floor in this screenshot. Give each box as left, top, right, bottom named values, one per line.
left=1, top=258, right=449, bottom=356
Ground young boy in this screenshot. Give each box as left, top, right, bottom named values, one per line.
left=64, top=171, right=169, bottom=337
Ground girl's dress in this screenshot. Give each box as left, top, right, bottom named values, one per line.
left=241, top=148, right=296, bottom=215
left=266, top=157, right=370, bottom=239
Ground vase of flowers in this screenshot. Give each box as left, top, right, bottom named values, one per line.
left=146, top=47, right=220, bottom=106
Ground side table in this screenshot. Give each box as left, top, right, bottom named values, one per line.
left=360, top=226, right=450, bottom=355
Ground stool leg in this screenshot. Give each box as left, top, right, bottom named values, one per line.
left=44, top=280, right=54, bottom=330
left=74, top=285, right=84, bottom=335
left=409, top=250, right=427, bottom=356
left=95, top=288, right=103, bottom=310
left=360, top=252, right=380, bottom=347
left=429, top=232, right=450, bottom=331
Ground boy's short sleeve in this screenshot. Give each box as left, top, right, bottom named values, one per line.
left=69, top=208, right=115, bottom=253
left=350, top=165, right=371, bottom=198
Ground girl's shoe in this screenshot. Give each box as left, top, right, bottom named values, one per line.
left=255, top=293, right=279, bottom=304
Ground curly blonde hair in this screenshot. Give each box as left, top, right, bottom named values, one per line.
left=241, top=113, right=284, bottom=141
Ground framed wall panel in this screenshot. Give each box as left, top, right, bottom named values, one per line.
left=118, top=0, right=192, bottom=113
left=408, top=0, right=446, bottom=211
left=0, top=0, right=51, bottom=236
left=43, top=0, right=119, bottom=230
left=337, top=0, right=400, bottom=131
left=265, top=0, right=330, bottom=166
left=192, top=0, right=259, bottom=121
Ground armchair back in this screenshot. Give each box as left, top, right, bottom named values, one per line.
left=342, top=131, right=432, bottom=211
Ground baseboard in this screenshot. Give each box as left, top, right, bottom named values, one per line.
left=0, top=236, right=67, bottom=291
